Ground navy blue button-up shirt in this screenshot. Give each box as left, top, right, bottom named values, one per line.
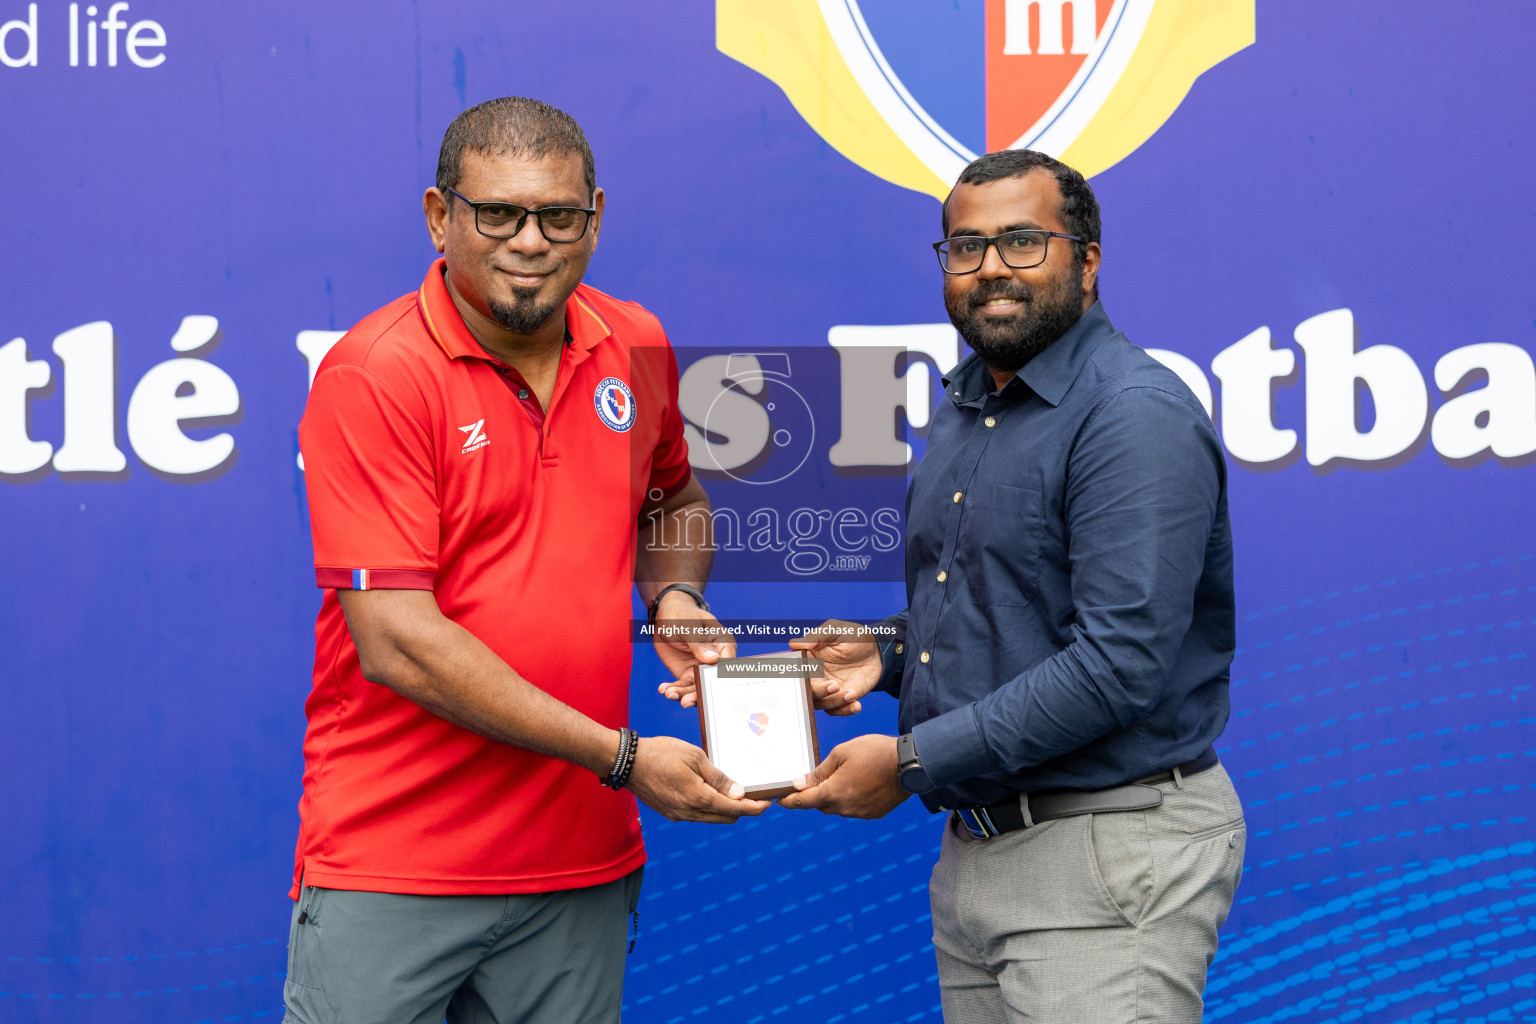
left=878, top=302, right=1235, bottom=811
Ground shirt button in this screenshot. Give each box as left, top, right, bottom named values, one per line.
left=952, top=491, right=962, bottom=503
left=517, top=388, right=530, bottom=400
left=894, top=643, right=903, bottom=655
left=937, top=571, right=947, bottom=582
left=984, top=416, right=996, bottom=428
left=920, top=651, right=930, bottom=664
left=1228, top=833, right=1239, bottom=849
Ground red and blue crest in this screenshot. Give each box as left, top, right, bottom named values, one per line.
left=717, top=0, right=1254, bottom=197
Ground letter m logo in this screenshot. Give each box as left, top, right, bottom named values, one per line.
left=1003, top=0, right=1099, bottom=55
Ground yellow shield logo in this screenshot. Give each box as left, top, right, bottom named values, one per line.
left=717, top=0, right=1254, bottom=197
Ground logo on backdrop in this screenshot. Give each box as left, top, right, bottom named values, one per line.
left=716, top=0, right=1255, bottom=197
left=8, top=6, right=1530, bottom=485
left=594, top=377, right=636, bottom=432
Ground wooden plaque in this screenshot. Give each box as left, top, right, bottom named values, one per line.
left=695, top=650, right=821, bottom=800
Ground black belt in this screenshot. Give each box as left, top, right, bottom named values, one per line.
left=954, top=747, right=1220, bottom=840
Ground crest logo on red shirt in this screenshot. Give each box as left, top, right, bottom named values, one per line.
left=594, top=377, right=637, bottom=433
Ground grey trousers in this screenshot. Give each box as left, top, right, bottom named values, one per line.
left=281, top=868, right=643, bottom=1024
left=931, top=763, right=1245, bottom=1023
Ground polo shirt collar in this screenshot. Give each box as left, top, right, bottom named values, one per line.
left=942, top=299, right=1115, bottom=409
left=417, top=257, right=615, bottom=362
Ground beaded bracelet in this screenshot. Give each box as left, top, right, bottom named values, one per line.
left=604, top=727, right=639, bottom=790
left=614, top=732, right=638, bottom=789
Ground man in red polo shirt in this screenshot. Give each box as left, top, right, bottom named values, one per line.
left=285, top=97, right=765, bottom=1024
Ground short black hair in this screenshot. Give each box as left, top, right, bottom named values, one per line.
left=944, top=149, right=1101, bottom=267
left=436, top=96, right=595, bottom=199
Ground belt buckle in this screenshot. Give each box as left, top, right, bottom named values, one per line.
left=957, top=807, right=1000, bottom=839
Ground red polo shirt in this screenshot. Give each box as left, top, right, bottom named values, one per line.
left=293, top=259, right=690, bottom=896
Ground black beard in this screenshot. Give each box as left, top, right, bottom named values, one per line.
left=945, top=262, right=1086, bottom=373
left=488, top=286, right=559, bottom=335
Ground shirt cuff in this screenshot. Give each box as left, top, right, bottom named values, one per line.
left=910, top=704, right=995, bottom=788
left=874, top=638, right=905, bottom=696
left=316, top=567, right=435, bottom=591
left=872, top=613, right=908, bottom=696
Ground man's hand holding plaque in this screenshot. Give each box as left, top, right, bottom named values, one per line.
left=778, top=734, right=909, bottom=819
left=788, top=619, right=884, bottom=716
left=654, top=620, right=899, bottom=808
left=652, top=588, right=735, bottom=709
left=779, top=621, right=909, bottom=818
left=625, top=734, right=772, bottom=823
left=693, top=651, right=822, bottom=799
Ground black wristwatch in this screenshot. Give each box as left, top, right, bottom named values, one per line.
left=896, top=733, right=935, bottom=795
left=647, top=582, right=709, bottom=623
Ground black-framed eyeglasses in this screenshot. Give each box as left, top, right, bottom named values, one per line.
left=444, top=187, right=596, bottom=242
left=932, top=229, right=1082, bottom=275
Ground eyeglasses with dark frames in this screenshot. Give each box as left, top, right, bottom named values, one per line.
left=444, top=187, right=596, bottom=243
left=932, top=229, right=1083, bottom=275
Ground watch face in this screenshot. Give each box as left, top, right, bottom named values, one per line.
left=899, top=765, right=931, bottom=794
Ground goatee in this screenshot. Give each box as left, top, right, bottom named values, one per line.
left=488, top=287, right=559, bottom=335
left=945, top=262, right=1086, bottom=373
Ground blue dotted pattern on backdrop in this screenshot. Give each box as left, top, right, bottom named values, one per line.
left=614, top=551, right=1536, bottom=1023
left=3, top=556, right=1532, bottom=1022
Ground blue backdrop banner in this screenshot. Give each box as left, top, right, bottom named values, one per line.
left=2, top=2, right=1533, bottom=1022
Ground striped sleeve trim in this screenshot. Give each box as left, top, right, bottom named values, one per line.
left=315, top=567, right=436, bottom=591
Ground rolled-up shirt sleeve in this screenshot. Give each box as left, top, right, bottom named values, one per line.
left=911, top=386, right=1225, bottom=787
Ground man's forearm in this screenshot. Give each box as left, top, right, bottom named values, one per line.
left=635, top=495, right=716, bottom=609
left=339, top=590, right=619, bottom=776
left=910, top=634, right=1138, bottom=786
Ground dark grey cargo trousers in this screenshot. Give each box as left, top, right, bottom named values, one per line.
left=281, top=868, right=643, bottom=1024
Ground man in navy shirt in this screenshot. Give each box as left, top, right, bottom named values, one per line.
left=781, top=150, right=1246, bottom=1022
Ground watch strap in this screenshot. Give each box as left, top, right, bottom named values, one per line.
left=648, top=582, right=709, bottom=623
left=897, top=732, right=935, bottom=795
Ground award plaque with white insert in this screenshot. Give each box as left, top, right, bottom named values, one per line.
left=695, top=650, right=821, bottom=799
